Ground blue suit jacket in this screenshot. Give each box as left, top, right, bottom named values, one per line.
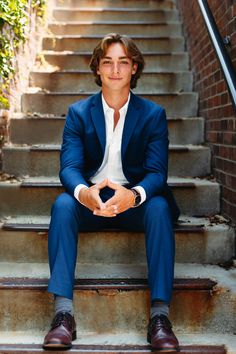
left=60, top=91, right=180, bottom=221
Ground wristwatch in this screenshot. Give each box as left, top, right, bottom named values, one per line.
left=131, top=188, right=141, bottom=207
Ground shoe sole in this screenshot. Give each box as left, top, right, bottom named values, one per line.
left=147, top=333, right=179, bottom=352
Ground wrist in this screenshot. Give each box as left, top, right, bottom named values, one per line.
left=130, top=188, right=141, bottom=207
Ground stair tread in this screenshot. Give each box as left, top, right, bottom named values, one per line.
left=10, top=113, right=201, bottom=121
left=53, top=7, right=178, bottom=12
left=41, top=50, right=187, bottom=55
left=3, top=143, right=210, bottom=151
left=48, top=20, right=181, bottom=24
left=1, top=214, right=228, bottom=232
left=0, top=263, right=235, bottom=291
left=0, top=332, right=233, bottom=353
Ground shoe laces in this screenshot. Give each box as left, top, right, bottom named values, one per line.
left=51, top=312, right=73, bottom=331
left=150, top=314, right=172, bottom=332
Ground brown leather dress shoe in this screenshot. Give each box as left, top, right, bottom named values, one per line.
left=43, top=312, right=76, bottom=350
left=147, top=315, right=179, bottom=352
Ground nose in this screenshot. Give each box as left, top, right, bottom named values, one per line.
left=112, top=62, right=120, bottom=74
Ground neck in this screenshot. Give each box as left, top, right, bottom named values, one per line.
left=102, top=87, right=130, bottom=111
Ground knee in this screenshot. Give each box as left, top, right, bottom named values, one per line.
left=145, top=196, right=171, bottom=219
left=52, top=192, right=78, bottom=215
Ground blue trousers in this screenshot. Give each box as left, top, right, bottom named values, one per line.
left=48, top=188, right=175, bottom=303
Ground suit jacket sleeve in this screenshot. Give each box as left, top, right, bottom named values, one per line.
left=136, top=107, right=169, bottom=200
left=59, top=105, right=89, bottom=196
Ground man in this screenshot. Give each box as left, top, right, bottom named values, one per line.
left=43, top=33, right=180, bottom=352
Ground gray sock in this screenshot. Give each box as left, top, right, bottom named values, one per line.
left=55, top=296, right=74, bottom=316
left=151, top=301, right=169, bottom=318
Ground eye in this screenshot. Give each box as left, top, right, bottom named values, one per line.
left=102, top=60, right=111, bottom=65
left=120, top=60, right=129, bottom=65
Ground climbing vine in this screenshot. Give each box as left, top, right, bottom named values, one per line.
left=0, top=0, right=46, bottom=109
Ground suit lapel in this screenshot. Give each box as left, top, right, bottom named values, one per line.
left=121, top=92, right=142, bottom=158
left=90, top=92, right=106, bottom=154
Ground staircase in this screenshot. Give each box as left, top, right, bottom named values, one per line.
left=0, top=0, right=235, bottom=352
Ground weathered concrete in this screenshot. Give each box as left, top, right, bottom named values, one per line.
left=42, top=36, right=185, bottom=53
left=48, top=22, right=182, bottom=36
left=2, top=144, right=210, bottom=178
left=41, top=51, right=189, bottom=71
left=21, top=92, right=198, bottom=117
left=0, top=332, right=235, bottom=354
left=9, top=116, right=204, bottom=145
left=0, top=216, right=234, bottom=264
left=52, top=9, right=180, bottom=22
left=0, top=264, right=235, bottom=334
left=29, top=71, right=193, bottom=93
left=0, top=177, right=220, bottom=217
left=55, top=0, right=176, bottom=10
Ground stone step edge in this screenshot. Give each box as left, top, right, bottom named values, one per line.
left=48, top=20, right=181, bottom=25
left=30, top=69, right=191, bottom=74
left=43, top=35, right=184, bottom=39
left=10, top=113, right=199, bottom=121
left=23, top=91, right=197, bottom=97
left=53, top=7, right=179, bottom=12
left=1, top=220, right=205, bottom=233
left=0, top=277, right=216, bottom=291
left=0, top=343, right=227, bottom=354
left=41, top=51, right=187, bottom=56
left=3, top=144, right=209, bottom=153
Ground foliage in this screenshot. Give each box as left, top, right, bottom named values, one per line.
left=0, top=0, right=46, bottom=109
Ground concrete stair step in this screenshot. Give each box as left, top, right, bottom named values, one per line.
left=0, top=263, right=235, bottom=334
left=29, top=70, right=193, bottom=93
left=52, top=8, right=179, bottom=22
left=0, top=177, right=220, bottom=217
left=47, top=21, right=182, bottom=36
left=39, top=51, right=189, bottom=71
left=9, top=115, right=204, bottom=145
left=55, top=0, right=176, bottom=10
left=21, top=92, right=198, bottom=117
left=2, top=143, right=210, bottom=178
left=42, top=36, right=185, bottom=53
left=1, top=215, right=234, bottom=264
left=1, top=333, right=234, bottom=353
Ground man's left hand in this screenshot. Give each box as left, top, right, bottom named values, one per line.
left=93, top=180, right=135, bottom=217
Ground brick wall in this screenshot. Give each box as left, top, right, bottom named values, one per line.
left=177, top=0, right=236, bottom=223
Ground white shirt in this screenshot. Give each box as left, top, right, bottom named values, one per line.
left=74, top=94, right=146, bottom=205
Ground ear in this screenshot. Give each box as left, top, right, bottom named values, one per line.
left=97, top=66, right=100, bottom=75
left=132, top=63, right=138, bottom=75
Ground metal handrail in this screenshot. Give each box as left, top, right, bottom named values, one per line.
left=198, top=0, right=236, bottom=111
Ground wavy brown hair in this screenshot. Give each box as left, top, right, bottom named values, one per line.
left=89, top=33, right=145, bottom=89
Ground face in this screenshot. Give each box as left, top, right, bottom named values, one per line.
left=97, top=42, right=138, bottom=92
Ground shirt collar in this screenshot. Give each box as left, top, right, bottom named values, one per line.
left=102, top=93, right=130, bottom=117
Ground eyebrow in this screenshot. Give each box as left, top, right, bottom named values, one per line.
left=102, top=56, right=130, bottom=60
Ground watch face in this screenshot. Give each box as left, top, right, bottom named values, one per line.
left=135, top=193, right=141, bottom=206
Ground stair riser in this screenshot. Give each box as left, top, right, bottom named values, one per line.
left=0, top=288, right=234, bottom=334
left=0, top=183, right=220, bottom=217
left=21, top=93, right=198, bottom=117
left=2, top=148, right=211, bottom=178
left=48, top=23, right=182, bottom=36
left=0, top=227, right=234, bottom=264
left=42, top=53, right=189, bottom=71
left=29, top=71, right=193, bottom=93
left=42, top=37, right=185, bottom=53
left=55, top=0, right=176, bottom=9
left=9, top=117, right=204, bottom=145
left=29, top=72, right=193, bottom=93
left=53, top=10, right=179, bottom=22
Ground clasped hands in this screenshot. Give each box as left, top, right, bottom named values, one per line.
left=79, top=178, right=135, bottom=217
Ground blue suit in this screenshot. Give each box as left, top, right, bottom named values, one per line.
left=48, top=91, right=180, bottom=303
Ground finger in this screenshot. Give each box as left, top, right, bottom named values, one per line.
left=107, top=179, right=119, bottom=190
left=93, top=194, right=106, bottom=210
left=96, top=178, right=109, bottom=190
left=93, top=208, right=117, bottom=217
